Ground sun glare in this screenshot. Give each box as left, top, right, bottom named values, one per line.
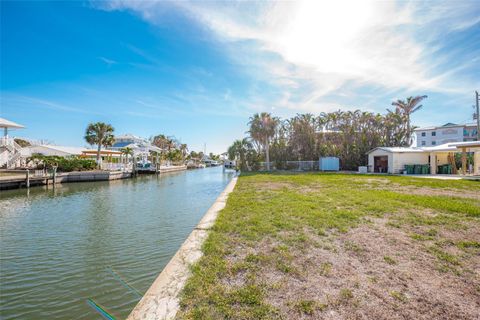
left=275, top=0, right=374, bottom=74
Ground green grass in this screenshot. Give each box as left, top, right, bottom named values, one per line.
left=177, top=173, right=480, bottom=319
left=383, top=256, right=397, bottom=265
left=390, top=290, right=408, bottom=303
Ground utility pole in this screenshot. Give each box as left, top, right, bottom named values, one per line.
left=476, top=91, right=480, bottom=141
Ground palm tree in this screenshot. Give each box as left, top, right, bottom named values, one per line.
left=120, top=147, right=133, bottom=164
left=248, top=112, right=278, bottom=171
left=228, top=138, right=252, bottom=170
left=84, top=122, right=115, bottom=168
left=180, top=144, right=188, bottom=161
left=391, top=95, right=427, bottom=145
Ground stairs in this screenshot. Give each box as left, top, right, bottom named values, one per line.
left=0, top=137, right=23, bottom=169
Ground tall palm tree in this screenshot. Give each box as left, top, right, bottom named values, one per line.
left=84, top=122, right=115, bottom=168
left=248, top=112, right=278, bottom=171
left=391, top=95, right=427, bottom=145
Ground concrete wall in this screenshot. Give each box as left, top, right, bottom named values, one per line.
left=55, top=170, right=131, bottom=182
left=159, top=165, right=187, bottom=173
left=0, top=170, right=132, bottom=190
left=392, top=152, right=429, bottom=174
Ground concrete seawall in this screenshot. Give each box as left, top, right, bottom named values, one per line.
left=159, top=165, right=187, bottom=173
left=127, top=176, right=238, bottom=320
left=0, top=165, right=189, bottom=189
left=0, top=170, right=132, bottom=189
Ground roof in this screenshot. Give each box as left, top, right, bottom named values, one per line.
left=112, top=141, right=133, bottom=148
left=368, top=147, right=425, bottom=154
left=367, top=142, right=460, bottom=154
left=0, top=117, right=25, bottom=129
left=30, top=145, right=88, bottom=155
left=448, top=141, right=480, bottom=148
left=414, top=122, right=477, bottom=131
left=422, top=143, right=457, bottom=152
left=30, top=145, right=123, bottom=156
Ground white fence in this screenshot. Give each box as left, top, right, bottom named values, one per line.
left=100, top=163, right=131, bottom=171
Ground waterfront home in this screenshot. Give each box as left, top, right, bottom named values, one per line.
left=367, top=141, right=480, bottom=175
left=0, top=117, right=25, bottom=168
left=110, top=134, right=163, bottom=160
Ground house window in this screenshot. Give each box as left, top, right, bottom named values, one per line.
left=432, top=141, right=436, bottom=145
left=431, top=131, right=436, bottom=136
left=421, top=132, right=426, bottom=137
left=421, top=141, right=426, bottom=146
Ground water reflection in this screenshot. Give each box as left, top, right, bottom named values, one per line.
left=0, top=167, right=233, bottom=319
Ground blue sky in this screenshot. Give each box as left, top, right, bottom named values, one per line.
left=1, top=0, right=479, bottom=153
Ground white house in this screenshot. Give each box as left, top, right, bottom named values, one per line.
left=367, top=142, right=480, bottom=175
left=109, top=134, right=163, bottom=155
left=414, top=122, right=478, bottom=147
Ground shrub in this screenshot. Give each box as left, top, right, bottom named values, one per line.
left=28, top=154, right=97, bottom=172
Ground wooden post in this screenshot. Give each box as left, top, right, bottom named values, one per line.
left=461, top=148, right=467, bottom=174
left=26, top=169, right=30, bottom=188
left=430, top=153, right=437, bottom=175
left=474, top=150, right=480, bottom=175
left=53, top=166, right=57, bottom=186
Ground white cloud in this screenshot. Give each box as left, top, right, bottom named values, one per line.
left=98, top=56, right=117, bottom=66
left=96, top=0, right=480, bottom=113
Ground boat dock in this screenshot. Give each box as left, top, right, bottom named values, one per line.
left=0, top=165, right=187, bottom=190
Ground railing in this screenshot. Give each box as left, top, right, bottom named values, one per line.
left=100, top=162, right=132, bottom=171
left=0, top=150, right=8, bottom=167
left=1, top=137, right=22, bottom=152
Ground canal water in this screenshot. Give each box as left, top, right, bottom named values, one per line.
left=0, top=167, right=233, bottom=319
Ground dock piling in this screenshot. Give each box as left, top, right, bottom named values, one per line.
left=26, top=170, right=30, bottom=188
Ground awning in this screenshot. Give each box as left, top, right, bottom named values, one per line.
left=448, top=141, right=480, bottom=149
left=0, top=117, right=25, bottom=129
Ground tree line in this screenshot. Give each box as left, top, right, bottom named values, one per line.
left=228, top=95, right=427, bottom=171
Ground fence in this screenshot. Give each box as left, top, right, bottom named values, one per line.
left=257, top=161, right=320, bottom=171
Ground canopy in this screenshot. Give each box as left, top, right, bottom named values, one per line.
left=0, top=117, right=25, bottom=129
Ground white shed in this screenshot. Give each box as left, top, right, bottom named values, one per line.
left=367, top=147, right=429, bottom=174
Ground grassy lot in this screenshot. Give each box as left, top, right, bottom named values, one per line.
left=178, top=173, right=480, bottom=320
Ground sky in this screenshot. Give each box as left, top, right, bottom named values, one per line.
left=1, top=0, right=479, bottom=153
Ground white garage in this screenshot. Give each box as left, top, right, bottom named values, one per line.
left=367, top=147, right=429, bottom=174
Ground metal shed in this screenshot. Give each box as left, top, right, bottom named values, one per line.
left=319, top=157, right=340, bottom=171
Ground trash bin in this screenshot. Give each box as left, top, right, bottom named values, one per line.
left=404, top=165, right=412, bottom=174
left=414, top=165, right=422, bottom=174
left=446, top=164, right=452, bottom=174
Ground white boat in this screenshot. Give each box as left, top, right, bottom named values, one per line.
left=136, top=160, right=156, bottom=173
